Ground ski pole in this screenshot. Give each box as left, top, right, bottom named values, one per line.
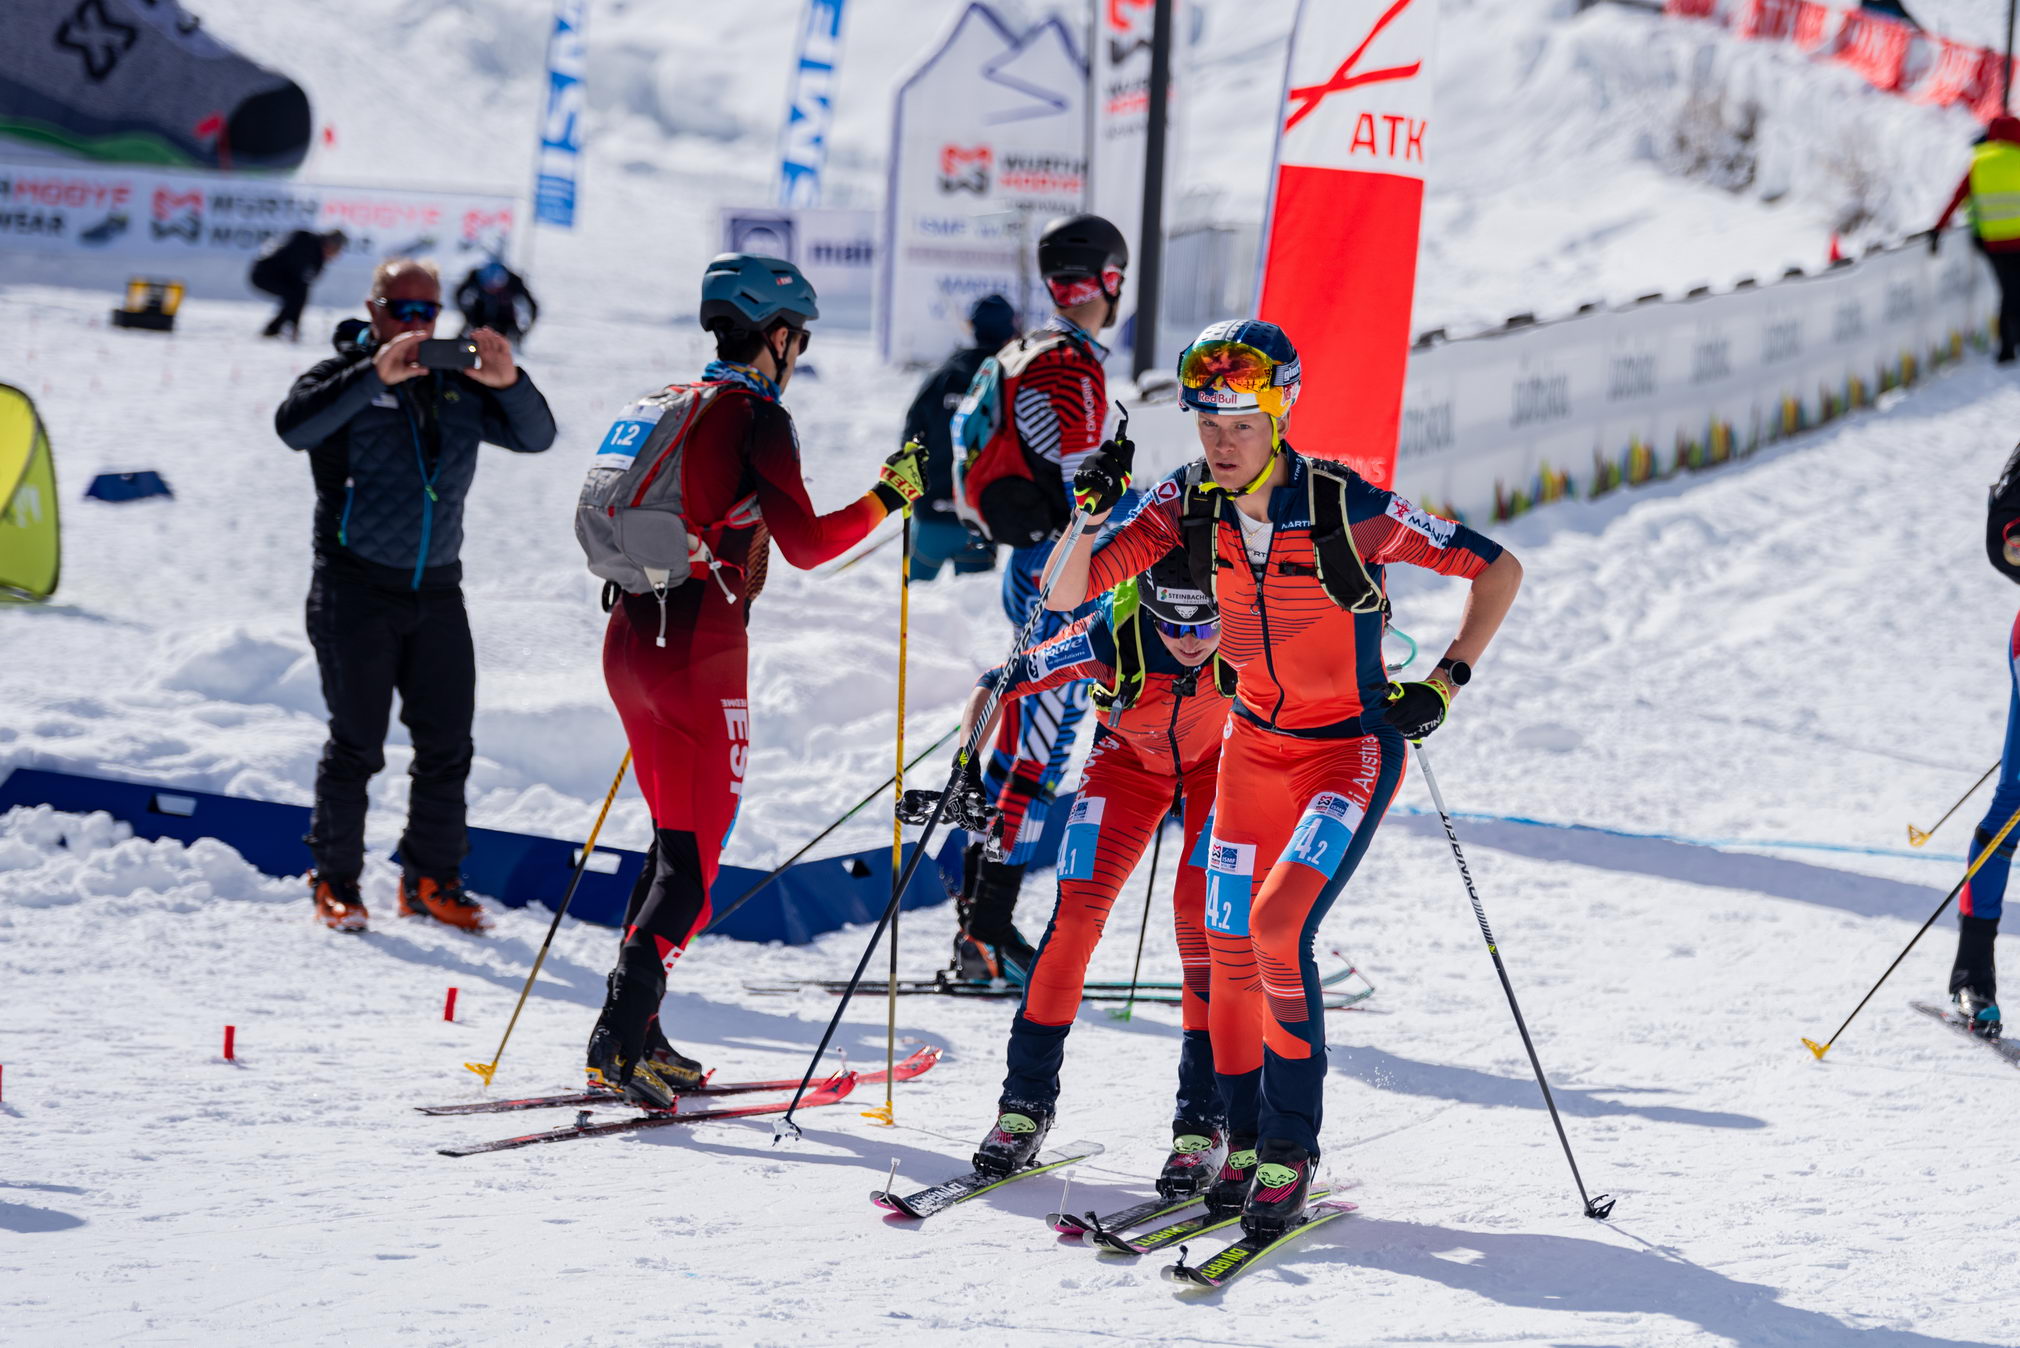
left=700, top=724, right=957, bottom=936
left=1907, top=759, right=2000, bottom=846
left=864, top=508, right=912, bottom=1127
left=1110, top=796, right=1171, bottom=1023
left=825, top=527, right=900, bottom=576
left=777, top=507, right=1098, bottom=1140
left=1414, top=740, right=1614, bottom=1220
left=464, top=750, right=631, bottom=1086
left=1805, top=796, right=2020, bottom=1060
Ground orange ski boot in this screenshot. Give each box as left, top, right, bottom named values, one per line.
left=311, top=872, right=369, bottom=932
left=398, top=873, right=491, bottom=932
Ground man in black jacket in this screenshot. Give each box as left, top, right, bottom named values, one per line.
left=455, top=260, right=539, bottom=346
left=902, top=293, right=1015, bottom=580
left=250, top=228, right=347, bottom=340
left=274, top=258, right=557, bottom=933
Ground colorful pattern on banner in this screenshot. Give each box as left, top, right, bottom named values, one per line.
left=1090, top=0, right=1181, bottom=369
left=534, top=0, right=587, bottom=228
left=1666, top=0, right=2012, bottom=121
left=779, top=0, right=848, bottom=208
left=720, top=205, right=877, bottom=330
left=878, top=4, right=1088, bottom=365
left=1255, top=0, right=1440, bottom=489
left=0, top=159, right=514, bottom=264
left=1393, top=239, right=1994, bottom=525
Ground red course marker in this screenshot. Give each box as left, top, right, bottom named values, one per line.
left=444, top=987, right=459, bottom=1023
left=223, top=1025, right=236, bottom=1062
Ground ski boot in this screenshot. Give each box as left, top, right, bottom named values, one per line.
left=1954, top=985, right=2002, bottom=1040
left=973, top=1104, right=1053, bottom=1177
left=398, top=872, right=491, bottom=932
left=585, top=961, right=689, bottom=1108
left=642, top=1018, right=706, bottom=1090
left=1950, top=915, right=1999, bottom=1038
left=1240, top=1138, right=1315, bottom=1239
left=310, top=872, right=368, bottom=932
left=1203, top=1133, right=1258, bottom=1218
left=1156, top=1123, right=1227, bottom=1201
left=584, top=1024, right=686, bottom=1110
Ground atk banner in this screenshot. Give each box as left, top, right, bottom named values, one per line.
left=1089, top=0, right=1180, bottom=369
left=0, top=159, right=516, bottom=265
left=879, top=4, right=1088, bottom=365
left=534, top=0, right=588, bottom=229
left=1257, top=0, right=1440, bottom=488
left=778, top=0, right=847, bottom=208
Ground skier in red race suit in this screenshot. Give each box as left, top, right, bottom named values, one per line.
left=584, top=254, right=927, bottom=1107
left=914, top=550, right=1233, bottom=1193
left=1034, top=319, right=1523, bottom=1238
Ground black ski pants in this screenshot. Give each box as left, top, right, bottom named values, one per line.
left=605, top=829, right=710, bottom=1055
left=1991, top=249, right=2020, bottom=361
left=305, top=561, right=474, bottom=883
left=257, top=276, right=310, bottom=337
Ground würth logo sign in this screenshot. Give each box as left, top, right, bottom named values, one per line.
left=937, top=145, right=991, bottom=195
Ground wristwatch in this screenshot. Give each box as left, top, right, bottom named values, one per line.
left=1435, top=657, right=1472, bottom=686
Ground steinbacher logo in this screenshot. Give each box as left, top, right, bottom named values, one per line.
left=1284, top=0, right=1430, bottom=135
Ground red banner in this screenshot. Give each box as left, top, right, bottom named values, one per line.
left=1832, top=11, right=1909, bottom=92
left=1256, top=0, right=1438, bottom=488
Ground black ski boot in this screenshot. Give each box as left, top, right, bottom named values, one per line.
left=585, top=957, right=687, bottom=1109
left=950, top=842, right=1037, bottom=982
left=973, top=1103, right=1053, bottom=1177
left=1951, top=914, right=2001, bottom=1039
left=1156, top=1123, right=1227, bottom=1201
left=1240, top=1137, right=1315, bottom=1239
left=643, top=1017, right=706, bottom=1088
left=1203, top=1133, right=1258, bottom=1218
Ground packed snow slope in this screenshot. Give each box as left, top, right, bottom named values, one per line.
left=5, top=286, right=2020, bottom=1343
left=70, top=0, right=2007, bottom=336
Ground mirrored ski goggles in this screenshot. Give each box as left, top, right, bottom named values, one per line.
left=1178, top=340, right=1296, bottom=418
left=372, top=297, right=443, bottom=322
left=1155, top=617, right=1218, bottom=641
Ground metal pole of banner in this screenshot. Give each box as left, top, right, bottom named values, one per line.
left=1131, top=0, right=1174, bottom=383
left=2006, top=0, right=2017, bottom=112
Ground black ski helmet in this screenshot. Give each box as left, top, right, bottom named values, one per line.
left=1137, top=547, right=1215, bottom=627
left=1037, top=213, right=1128, bottom=281
left=698, top=252, right=820, bottom=333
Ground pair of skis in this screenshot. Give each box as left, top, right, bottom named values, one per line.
left=753, top=958, right=1375, bottom=1010
left=1911, top=1001, right=2020, bottom=1067
left=872, top=1146, right=1354, bottom=1289
left=426, top=1046, right=942, bottom=1156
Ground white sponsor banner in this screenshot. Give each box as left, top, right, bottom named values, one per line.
left=720, top=205, right=877, bottom=331
left=878, top=3, right=1088, bottom=365
left=1392, top=238, right=1994, bottom=524
left=1089, top=0, right=1181, bottom=370
left=0, top=159, right=515, bottom=289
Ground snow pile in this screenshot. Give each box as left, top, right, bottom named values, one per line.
left=0, top=805, right=295, bottom=912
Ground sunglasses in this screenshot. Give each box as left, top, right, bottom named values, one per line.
left=1156, top=618, right=1218, bottom=641
left=786, top=326, right=811, bottom=355
left=373, top=297, right=442, bottom=322
left=1178, top=340, right=1294, bottom=418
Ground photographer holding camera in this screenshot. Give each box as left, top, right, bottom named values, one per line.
left=274, top=258, right=557, bottom=934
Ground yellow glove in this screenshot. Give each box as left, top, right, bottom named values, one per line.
left=872, top=438, right=927, bottom=513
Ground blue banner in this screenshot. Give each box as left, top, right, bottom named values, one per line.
left=534, top=0, right=587, bottom=228
left=777, top=0, right=846, bottom=208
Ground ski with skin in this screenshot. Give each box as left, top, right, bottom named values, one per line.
left=752, top=963, right=1368, bottom=1001
left=438, top=1047, right=942, bottom=1157
left=872, top=1142, right=1104, bottom=1220
left=1088, top=1187, right=1334, bottom=1256
left=1050, top=1191, right=1203, bottom=1239
left=1911, top=1001, right=2020, bottom=1067
left=1162, top=1201, right=1359, bottom=1288
left=416, top=1046, right=941, bottom=1115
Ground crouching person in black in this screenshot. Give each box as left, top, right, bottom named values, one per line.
left=274, top=257, right=557, bottom=933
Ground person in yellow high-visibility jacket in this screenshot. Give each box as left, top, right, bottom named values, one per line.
left=1934, top=115, right=2020, bottom=364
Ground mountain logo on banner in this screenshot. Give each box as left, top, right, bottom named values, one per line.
left=1106, top=0, right=1153, bottom=63
left=938, top=144, right=992, bottom=193
left=149, top=187, right=202, bottom=242
left=1285, top=0, right=1424, bottom=131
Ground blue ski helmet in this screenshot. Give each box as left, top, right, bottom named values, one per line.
left=699, top=253, right=820, bottom=333
left=1175, top=319, right=1301, bottom=419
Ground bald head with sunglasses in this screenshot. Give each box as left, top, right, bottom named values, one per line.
left=367, top=258, right=519, bottom=391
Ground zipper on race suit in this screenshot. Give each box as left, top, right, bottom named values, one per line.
left=1242, top=503, right=1287, bottom=728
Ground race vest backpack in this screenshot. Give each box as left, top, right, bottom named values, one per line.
left=1090, top=579, right=1231, bottom=713
left=1988, top=440, right=2020, bottom=582
left=949, top=328, right=1092, bottom=548
left=575, top=382, right=761, bottom=637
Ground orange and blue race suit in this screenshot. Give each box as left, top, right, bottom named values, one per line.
left=984, top=601, right=1230, bottom=1127
left=1084, top=447, right=1504, bottom=1155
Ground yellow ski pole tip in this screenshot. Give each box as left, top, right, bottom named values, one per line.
left=1907, top=826, right=1930, bottom=847
left=463, top=1061, right=498, bottom=1085
left=1801, top=1038, right=1830, bottom=1060
left=860, top=1104, right=895, bottom=1126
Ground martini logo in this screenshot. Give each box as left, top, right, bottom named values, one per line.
left=149, top=187, right=204, bottom=243
left=1284, top=0, right=1425, bottom=140
left=938, top=145, right=992, bottom=195
left=1385, top=496, right=1457, bottom=547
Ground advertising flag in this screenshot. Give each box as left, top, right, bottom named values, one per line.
left=1255, top=0, right=1439, bottom=486
left=534, top=0, right=587, bottom=229
left=779, top=0, right=848, bottom=208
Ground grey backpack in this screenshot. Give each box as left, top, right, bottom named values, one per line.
left=576, top=382, right=756, bottom=602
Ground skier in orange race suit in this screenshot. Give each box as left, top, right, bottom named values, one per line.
left=1035, top=319, right=1523, bottom=1237
left=584, top=253, right=926, bottom=1108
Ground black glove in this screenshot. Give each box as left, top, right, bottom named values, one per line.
left=1929, top=230, right=1942, bottom=257
left=1384, top=680, right=1451, bottom=742
left=896, top=756, right=995, bottom=833
left=1072, top=434, right=1135, bottom=516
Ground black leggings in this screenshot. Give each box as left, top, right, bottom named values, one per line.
left=605, top=829, right=710, bottom=1055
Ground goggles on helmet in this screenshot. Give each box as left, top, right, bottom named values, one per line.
left=1178, top=340, right=1299, bottom=420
